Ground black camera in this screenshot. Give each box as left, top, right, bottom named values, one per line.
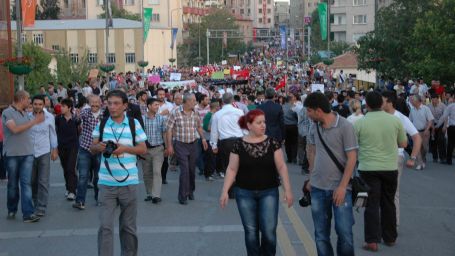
left=299, top=180, right=311, bottom=207
left=103, top=140, right=118, bottom=158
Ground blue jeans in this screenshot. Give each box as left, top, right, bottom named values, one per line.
left=6, top=155, right=35, bottom=218
left=76, top=148, right=100, bottom=204
left=235, top=187, right=279, bottom=256
left=310, top=186, right=354, bottom=256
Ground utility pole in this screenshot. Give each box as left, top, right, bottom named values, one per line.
left=198, top=22, right=201, bottom=66
left=15, top=0, right=24, bottom=90
left=206, top=29, right=210, bottom=65
left=308, top=26, right=311, bottom=57
left=105, top=0, right=109, bottom=63
left=327, top=0, right=330, bottom=52
left=141, top=0, right=145, bottom=67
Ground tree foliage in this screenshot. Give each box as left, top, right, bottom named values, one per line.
left=355, top=0, right=454, bottom=83
left=36, top=0, right=61, bottom=20
left=177, top=9, right=248, bottom=66
left=54, top=49, right=91, bottom=86
left=99, top=0, right=141, bottom=21
left=22, top=43, right=53, bottom=94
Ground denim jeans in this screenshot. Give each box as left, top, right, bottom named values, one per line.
left=76, top=148, right=100, bottom=204
left=31, top=153, right=51, bottom=212
left=310, top=186, right=354, bottom=256
left=6, top=155, right=35, bottom=218
left=235, top=187, right=279, bottom=256
left=0, top=142, right=6, bottom=180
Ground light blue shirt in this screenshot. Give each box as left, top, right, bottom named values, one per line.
left=93, top=115, right=147, bottom=186
left=29, top=110, right=58, bottom=158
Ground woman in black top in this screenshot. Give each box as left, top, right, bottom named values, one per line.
left=220, top=109, right=293, bottom=256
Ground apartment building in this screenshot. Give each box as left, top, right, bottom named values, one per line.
left=303, top=0, right=323, bottom=19
left=331, top=0, right=392, bottom=44
left=225, top=0, right=275, bottom=29
left=289, top=0, right=304, bottom=29
left=274, top=1, right=289, bottom=28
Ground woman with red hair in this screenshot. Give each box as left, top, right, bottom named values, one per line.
left=220, top=109, right=293, bottom=256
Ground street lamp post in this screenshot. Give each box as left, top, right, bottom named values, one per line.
left=15, top=0, right=24, bottom=90
left=198, top=22, right=201, bottom=66
left=170, top=8, right=182, bottom=60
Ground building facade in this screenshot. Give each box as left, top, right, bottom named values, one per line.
left=289, top=0, right=304, bottom=29
left=225, top=0, right=275, bottom=29
left=303, top=0, right=323, bottom=19
left=274, top=1, right=289, bottom=28
left=10, top=19, right=177, bottom=72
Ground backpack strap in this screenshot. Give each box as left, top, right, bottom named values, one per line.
left=128, top=116, right=136, bottom=146
left=98, top=116, right=109, bottom=142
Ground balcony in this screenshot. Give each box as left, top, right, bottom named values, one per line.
left=183, top=7, right=209, bottom=16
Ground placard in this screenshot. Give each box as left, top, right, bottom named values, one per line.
left=311, top=84, right=325, bottom=92
left=170, top=73, right=182, bottom=81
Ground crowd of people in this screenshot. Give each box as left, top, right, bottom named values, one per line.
left=1, top=47, right=454, bottom=255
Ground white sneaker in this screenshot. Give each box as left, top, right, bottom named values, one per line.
left=67, top=193, right=76, bottom=201
left=415, top=165, right=423, bottom=170
left=220, top=173, right=225, bottom=178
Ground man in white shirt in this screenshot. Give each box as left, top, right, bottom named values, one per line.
left=57, top=83, right=68, bottom=99
left=382, top=91, right=422, bottom=226
left=409, top=94, right=434, bottom=170
left=156, top=88, right=174, bottom=116
left=210, top=93, right=244, bottom=178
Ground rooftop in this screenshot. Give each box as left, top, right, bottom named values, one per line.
left=11, top=18, right=142, bottom=30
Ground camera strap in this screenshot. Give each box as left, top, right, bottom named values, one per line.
left=104, top=157, right=130, bottom=183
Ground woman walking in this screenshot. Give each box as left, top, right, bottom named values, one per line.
left=220, top=109, right=293, bottom=256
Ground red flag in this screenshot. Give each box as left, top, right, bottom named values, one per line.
left=275, top=75, right=287, bottom=91
left=22, top=0, right=37, bottom=27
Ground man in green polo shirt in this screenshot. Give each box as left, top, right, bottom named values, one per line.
left=354, top=91, right=407, bottom=252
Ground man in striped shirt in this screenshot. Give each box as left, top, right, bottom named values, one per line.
left=90, top=90, right=147, bottom=256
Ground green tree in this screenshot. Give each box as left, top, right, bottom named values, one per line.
left=22, top=43, right=53, bottom=94
left=99, top=1, right=141, bottom=21
left=54, top=49, right=91, bottom=85
left=36, top=0, right=61, bottom=20
left=355, top=0, right=434, bottom=79
left=177, top=9, right=246, bottom=66
left=408, top=0, right=455, bottom=84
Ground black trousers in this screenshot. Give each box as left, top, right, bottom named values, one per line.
left=284, top=125, right=298, bottom=162
left=430, top=127, right=446, bottom=161
left=359, top=170, right=398, bottom=244
left=161, top=156, right=169, bottom=181
left=58, top=146, right=78, bottom=194
left=0, top=142, right=6, bottom=179
left=446, top=126, right=455, bottom=164
left=203, top=143, right=216, bottom=178
left=218, top=138, right=238, bottom=174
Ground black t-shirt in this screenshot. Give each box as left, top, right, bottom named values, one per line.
left=232, top=137, right=282, bottom=190
left=55, top=115, right=80, bottom=148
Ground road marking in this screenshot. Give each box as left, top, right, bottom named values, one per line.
left=279, top=188, right=317, bottom=256
left=277, top=218, right=297, bottom=256
left=0, top=225, right=244, bottom=240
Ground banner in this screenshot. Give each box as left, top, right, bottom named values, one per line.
left=192, top=67, right=200, bottom=72
left=223, top=69, right=230, bottom=75
left=148, top=75, right=161, bottom=83
left=211, top=71, right=224, bottom=80
left=22, top=0, right=37, bottom=27
left=279, top=25, right=286, bottom=49
left=161, top=80, right=196, bottom=89
left=318, top=3, right=327, bottom=41
left=169, top=72, right=181, bottom=81
left=170, top=28, right=178, bottom=49
left=143, top=8, right=153, bottom=42
left=198, top=85, right=209, bottom=95
left=275, top=75, right=287, bottom=91
left=311, top=84, right=325, bottom=92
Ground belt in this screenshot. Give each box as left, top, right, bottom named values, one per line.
left=418, top=129, right=425, bottom=132
left=147, top=144, right=163, bottom=149
left=178, top=140, right=197, bottom=144
left=220, top=137, right=240, bottom=141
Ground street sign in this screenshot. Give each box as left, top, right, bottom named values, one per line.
left=304, top=16, right=312, bottom=25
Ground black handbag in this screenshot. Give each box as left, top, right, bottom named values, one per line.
left=316, top=124, right=370, bottom=204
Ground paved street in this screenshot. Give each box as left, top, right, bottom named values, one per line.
left=0, top=158, right=454, bottom=256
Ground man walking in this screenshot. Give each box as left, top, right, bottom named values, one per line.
left=166, top=93, right=208, bottom=205
left=304, top=92, right=358, bottom=256
left=257, top=88, right=285, bottom=142
left=91, top=90, right=147, bottom=256
left=428, top=94, right=447, bottom=163
left=354, top=92, right=407, bottom=252
left=436, top=98, right=455, bottom=165
left=409, top=94, right=434, bottom=170
left=142, top=98, right=167, bottom=204
left=282, top=94, right=299, bottom=163
left=30, top=95, right=58, bottom=217
left=3, top=90, right=44, bottom=222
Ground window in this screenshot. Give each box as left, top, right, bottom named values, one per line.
left=353, top=0, right=366, bottom=6
left=123, top=0, right=134, bottom=5
left=97, top=0, right=103, bottom=6
left=125, top=53, right=136, bottom=63
left=308, top=2, right=312, bottom=7
left=88, top=53, right=98, bottom=64
left=148, top=0, right=160, bottom=4
left=33, top=33, right=44, bottom=45
left=70, top=53, right=78, bottom=64
left=240, top=0, right=244, bottom=6
left=21, top=33, right=27, bottom=43
left=248, top=9, right=251, bottom=15
left=267, top=0, right=271, bottom=4
left=259, top=0, right=262, bottom=3
left=240, top=9, right=244, bottom=14
left=107, top=53, right=116, bottom=64
left=152, top=13, right=160, bottom=22
left=259, top=18, right=262, bottom=23
left=267, top=8, right=271, bottom=14
left=64, top=0, right=68, bottom=8
left=232, top=9, right=235, bottom=14
left=258, top=8, right=262, bottom=13
left=52, top=45, right=60, bottom=51
left=267, top=18, right=271, bottom=23
left=353, top=15, right=367, bottom=24
left=82, top=0, right=86, bottom=8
